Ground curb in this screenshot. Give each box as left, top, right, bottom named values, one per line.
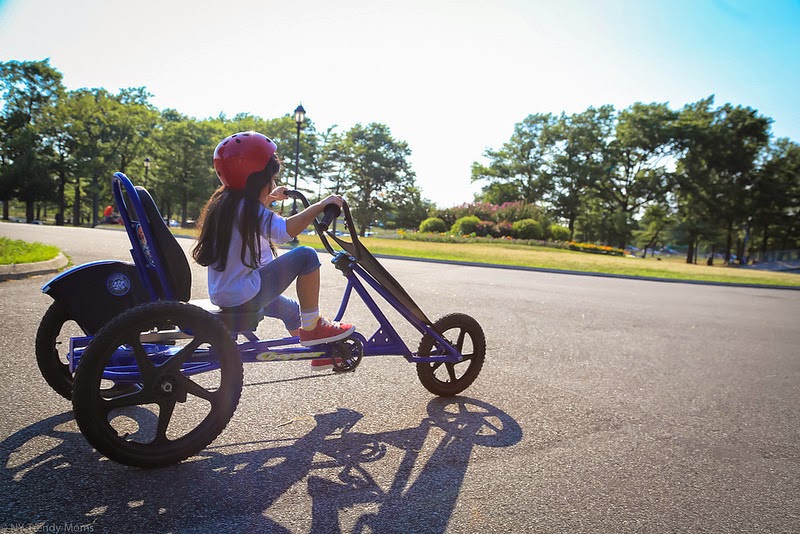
left=0, top=253, right=69, bottom=281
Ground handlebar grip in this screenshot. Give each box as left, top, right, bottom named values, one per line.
left=284, top=190, right=303, bottom=200
left=317, top=204, right=341, bottom=232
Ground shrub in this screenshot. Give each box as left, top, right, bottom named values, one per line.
left=474, top=220, right=494, bottom=237
left=495, top=201, right=545, bottom=223
left=491, top=221, right=514, bottom=237
left=419, top=217, right=447, bottom=233
left=549, top=224, right=570, bottom=242
left=512, top=218, right=543, bottom=240
left=451, top=215, right=481, bottom=236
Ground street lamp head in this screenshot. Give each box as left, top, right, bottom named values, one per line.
left=294, top=104, right=306, bottom=126
left=144, top=157, right=150, bottom=169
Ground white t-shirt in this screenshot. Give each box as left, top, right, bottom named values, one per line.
left=207, top=202, right=292, bottom=307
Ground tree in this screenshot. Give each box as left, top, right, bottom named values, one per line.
left=385, top=183, right=434, bottom=229
left=0, top=59, right=64, bottom=221
left=674, top=97, right=771, bottom=263
left=335, top=123, right=416, bottom=236
left=632, top=204, right=672, bottom=258
left=471, top=113, right=558, bottom=204
left=155, top=113, right=224, bottom=225
left=751, top=138, right=800, bottom=260
left=548, top=106, right=615, bottom=240
left=594, top=102, right=677, bottom=249
left=60, top=88, right=126, bottom=226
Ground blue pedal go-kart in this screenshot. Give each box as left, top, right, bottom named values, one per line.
left=35, top=172, right=485, bottom=468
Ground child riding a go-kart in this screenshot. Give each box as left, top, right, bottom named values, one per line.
left=35, top=131, right=486, bottom=468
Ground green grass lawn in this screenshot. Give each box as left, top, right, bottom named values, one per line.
left=63, top=225, right=800, bottom=288
left=296, top=234, right=800, bottom=288
left=0, top=237, right=60, bottom=265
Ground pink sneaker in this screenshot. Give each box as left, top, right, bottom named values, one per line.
left=299, top=317, right=355, bottom=347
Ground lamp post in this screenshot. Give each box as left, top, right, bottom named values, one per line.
left=291, top=104, right=306, bottom=215
left=143, top=157, right=150, bottom=188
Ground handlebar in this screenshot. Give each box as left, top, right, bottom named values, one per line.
left=284, top=190, right=353, bottom=256
left=318, top=204, right=341, bottom=232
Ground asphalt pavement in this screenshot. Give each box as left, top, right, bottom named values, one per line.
left=1, top=223, right=798, bottom=534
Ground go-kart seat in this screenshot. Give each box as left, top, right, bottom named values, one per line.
left=133, top=186, right=192, bottom=302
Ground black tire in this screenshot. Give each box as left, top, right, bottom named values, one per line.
left=416, top=313, right=485, bottom=396
left=72, top=301, right=243, bottom=468
left=35, top=301, right=84, bottom=400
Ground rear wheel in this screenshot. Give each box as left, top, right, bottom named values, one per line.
left=72, top=301, right=243, bottom=468
left=35, top=301, right=83, bottom=400
left=416, top=313, right=485, bottom=396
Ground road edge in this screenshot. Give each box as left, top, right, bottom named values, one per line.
left=0, top=253, right=69, bottom=282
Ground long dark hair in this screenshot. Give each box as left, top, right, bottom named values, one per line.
left=193, top=155, right=282, bottom=270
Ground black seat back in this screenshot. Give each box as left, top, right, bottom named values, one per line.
left=125, top=186, right=192, bottom=301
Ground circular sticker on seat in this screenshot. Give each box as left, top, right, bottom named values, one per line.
left=107, top=273, right=131, bottom=296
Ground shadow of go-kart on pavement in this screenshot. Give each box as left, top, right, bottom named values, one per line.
left=1, top=397, right=522, bottom=533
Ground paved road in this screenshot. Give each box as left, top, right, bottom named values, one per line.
left=1, top=222, right=799, bottom=533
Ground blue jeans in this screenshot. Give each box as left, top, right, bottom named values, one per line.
left=228, top=246, right=321, bottom=331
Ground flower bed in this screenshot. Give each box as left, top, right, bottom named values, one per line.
left=567, top=242, right=626, bottom=256
left=392, top=231, right=629, bottom=256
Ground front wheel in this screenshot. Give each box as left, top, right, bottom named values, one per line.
left=416, top=313, right=485, bottom=396
left=72, top=301, right=243, bottom=468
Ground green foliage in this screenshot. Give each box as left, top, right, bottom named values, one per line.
left=2, top=59, right=798, bottom=261
left=419, top=217, right=447, bottom=233
left=512, top=218, right=543, bottom=239
left=549, top=224, right=570, bottom=241
left=471, top=113, right=558, bottom=204
left=335, top=123, right=415, bottom=236
left=451, top=215, right=481, bottom=236
left=0, top=59, right=64, bottom=221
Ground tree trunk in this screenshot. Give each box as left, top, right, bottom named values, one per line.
left=760, top=224, right=769, bottom=262
left=73, top=183, right=81, bottom=227
left=91, top=172, right=100, bottom=227
left=724, top=222, right=733, bottom=264
left=685, top=231, right=696, bottom=264
left=57, top=159, right=67, bottom=226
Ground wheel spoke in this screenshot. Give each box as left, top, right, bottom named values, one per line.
left=177, top=374, right=217, bottom=403
left=445, top=362, right=457, bottom=383
left=454, top=329, right=466, bottom=353
left=163, top=337, right=204, bottom=373
left=154, top=398, right=177, bottom=444
left=130, top=339, right=157, bottom=382
left=102, top=389, right=151, bottom=411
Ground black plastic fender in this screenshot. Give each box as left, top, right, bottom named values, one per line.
left=42, top=261, right=150, bottom=334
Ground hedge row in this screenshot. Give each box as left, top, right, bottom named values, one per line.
left=420, top=215, right=571, bottom=241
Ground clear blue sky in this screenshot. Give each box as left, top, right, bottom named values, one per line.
left=1, top=0, right=798, bottom=206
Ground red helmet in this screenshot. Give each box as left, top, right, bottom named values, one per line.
left=213, top=131, right=278, bottom=190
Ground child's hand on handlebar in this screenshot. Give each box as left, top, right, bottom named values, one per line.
left=267, top=186, right=291, bottom=203
left=319, top=194, right=345, bottom=209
